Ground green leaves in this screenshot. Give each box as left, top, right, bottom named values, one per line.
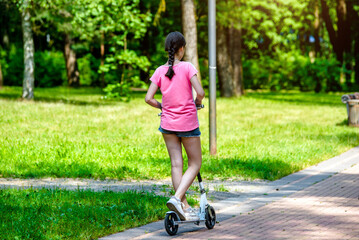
left=216, top=0, right=311, bottom=53
left=72, top=0, right=151, bottom=40
left=102, top=82, right=131, bottom=101
left=73, top=0, right=151, bottom=96
left=114, top=50, right=150, bottom=71
left=30, top=0, right=152, bottom=96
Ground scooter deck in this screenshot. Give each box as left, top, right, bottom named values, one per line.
left=166, top=211, right=206, bottom=225
left=164, top=172, right=216, bottom=236
left=174, top=219, right=203, bottom=225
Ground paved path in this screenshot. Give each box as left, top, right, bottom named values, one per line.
left=175, top=162, right=359, bottom=240
left=1, top=147, right=358, bottom=239
left=0, top=176, right=269, bottom=202
left=102, top=146, right=359, bottom=240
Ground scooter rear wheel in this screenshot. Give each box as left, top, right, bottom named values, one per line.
left=164, top=212, right=179, bottom=235
left=205, top=205, right=216, bottom=229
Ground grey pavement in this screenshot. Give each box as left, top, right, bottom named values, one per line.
left=175, top=161, right=359, bottom=239
left=100, top=146, right=359, bottom=240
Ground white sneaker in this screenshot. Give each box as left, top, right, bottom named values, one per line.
left=184, top=207, right=199, bottom=221
left=166, top=196, right=185, bottom=220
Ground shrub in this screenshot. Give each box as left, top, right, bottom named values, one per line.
left=102, top=81, right=131, bottom=101
left=3, top=48, right=67, bottom=87
left=2, top=45, right=24, bottom=86
left=243, top=56, right=271, bottom=90
left=243, top=52, right=342, bottom=92
left=78, top=53, right=100, bottom=86
left=34, top=51, right=67, bottom=87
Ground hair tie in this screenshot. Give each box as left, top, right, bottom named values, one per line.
left=169, top=64, right=172, bottom=66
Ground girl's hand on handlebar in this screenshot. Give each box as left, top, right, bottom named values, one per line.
left=195, top=98, right=202, bottom=106
left=196, top=104, right=204, bottom=110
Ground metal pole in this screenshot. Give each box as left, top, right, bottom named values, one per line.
left=208, top=0, right=217, bottom=155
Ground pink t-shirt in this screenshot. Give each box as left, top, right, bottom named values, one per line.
left=150, top=61, right=199, bottom=131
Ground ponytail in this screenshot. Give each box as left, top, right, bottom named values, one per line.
left=165, top=48, right=176, bottom=79
left=164, top=32, right=186, bottom=80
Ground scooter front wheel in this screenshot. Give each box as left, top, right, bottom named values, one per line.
left=205, top=205, right=216, bottom=229
left=164, top=212, right=179, bottom=235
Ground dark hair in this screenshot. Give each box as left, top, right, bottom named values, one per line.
left=164, top=32, right=186, bottom=79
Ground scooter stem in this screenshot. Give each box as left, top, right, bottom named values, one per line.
left=197, top=172, right=202, bottom=183
left=197, top=172, right=206, bottom=194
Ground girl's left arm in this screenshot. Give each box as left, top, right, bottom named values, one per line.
left=145, top=82, right=162, bottom=109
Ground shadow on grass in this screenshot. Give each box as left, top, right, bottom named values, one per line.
left=0, top=92, right=20, bottom=100
left=305, top=131, right=359, bottom=147
left=1, top=87, right=345, bottom=108
left=246, top=91, right=344, bottom=107
left=1, top=153, right=296, bottom=182
left=203, top=130, right=359, bottom=181
left=336, top=118, right=349, bottom=126
left=2, top=159, right=149, bottom=180
left=201, top=156, right=297, bottom=181
left=32, top=96, right=115, bottom=106
left=0, top=92, right=113, bottom=106
left=0, top=88, right=147, bottom=106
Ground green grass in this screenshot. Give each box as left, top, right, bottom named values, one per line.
left=213, top=184, right=229, bottom=192
left=0, top=188, right=169, bottom=239
left=0, top=86, right=358, bottom=181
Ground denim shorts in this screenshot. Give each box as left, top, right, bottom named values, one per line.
left=158, top=126, right=201, bottom=137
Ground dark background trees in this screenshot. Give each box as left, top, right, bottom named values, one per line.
left=0, top=0, right=358, bottom=99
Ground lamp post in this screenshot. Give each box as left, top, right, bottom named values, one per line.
left=208, top=0, right=216, bottom=155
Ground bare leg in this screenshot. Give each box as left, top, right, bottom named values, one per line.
left=174, top=137, right=202, bottom=201
left=162, top=133, right=190, bottom=208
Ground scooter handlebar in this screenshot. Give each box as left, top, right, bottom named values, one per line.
left=158, top=105, right=204, bottom=116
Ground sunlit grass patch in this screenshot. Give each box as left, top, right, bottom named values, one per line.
left=0, top=188, right=171, bottom=239
left=0, top=87, right=358, bottom=181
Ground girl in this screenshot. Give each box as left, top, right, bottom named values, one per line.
left=145, top=31, right=205, bottom=221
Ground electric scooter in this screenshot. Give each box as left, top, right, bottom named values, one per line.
left=158, top=104, right=216, bottom=236
left=159, top=104, right=216, bottom=235
left=164, top=172, right=216, bottom=236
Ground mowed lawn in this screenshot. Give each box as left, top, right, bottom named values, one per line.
left=0, top=188, right=170, bottom=240
left=1, top=86, right=358, bottom=181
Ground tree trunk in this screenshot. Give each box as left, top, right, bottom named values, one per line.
left=321, top=0, right=353, bottom=60
left=0, top=62, right=3, bottom=89
left=100, top=31, right=105, bottom=88
left=337, top=0, right=351, bottom=55
left=230, top=26, right=244, bottom=96
left=355, top=38, right=359, bottom=85
left=320, top=0, right=339, bottom=59
left=314, top=0, right=321, bottom=57
left=337, top=0, right=352, bottom=84
left=21, top=0, right=35, bottom=100
left=321, top=0, right=352, bottom=84
left=1, top=1, right=10, bottom=48
left=181, top=0, right=201, bottom=83
left=140, top=29, right=151, bottom=86
left=351, top=4, right=359, bottom=85
left=217, top=25, right=233, bottom=97
left=64, top=33, right=80, bottom=87
left=217, top=20, right=244, bottom=97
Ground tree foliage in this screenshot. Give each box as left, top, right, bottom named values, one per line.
left=1, top=0, right=359, bottom=97
left=70, top=0, right=152, bottom=72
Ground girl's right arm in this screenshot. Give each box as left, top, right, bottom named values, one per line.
left=190, top=75, right=205, bottom=106
left=145, top=82, right=162, bottom=109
